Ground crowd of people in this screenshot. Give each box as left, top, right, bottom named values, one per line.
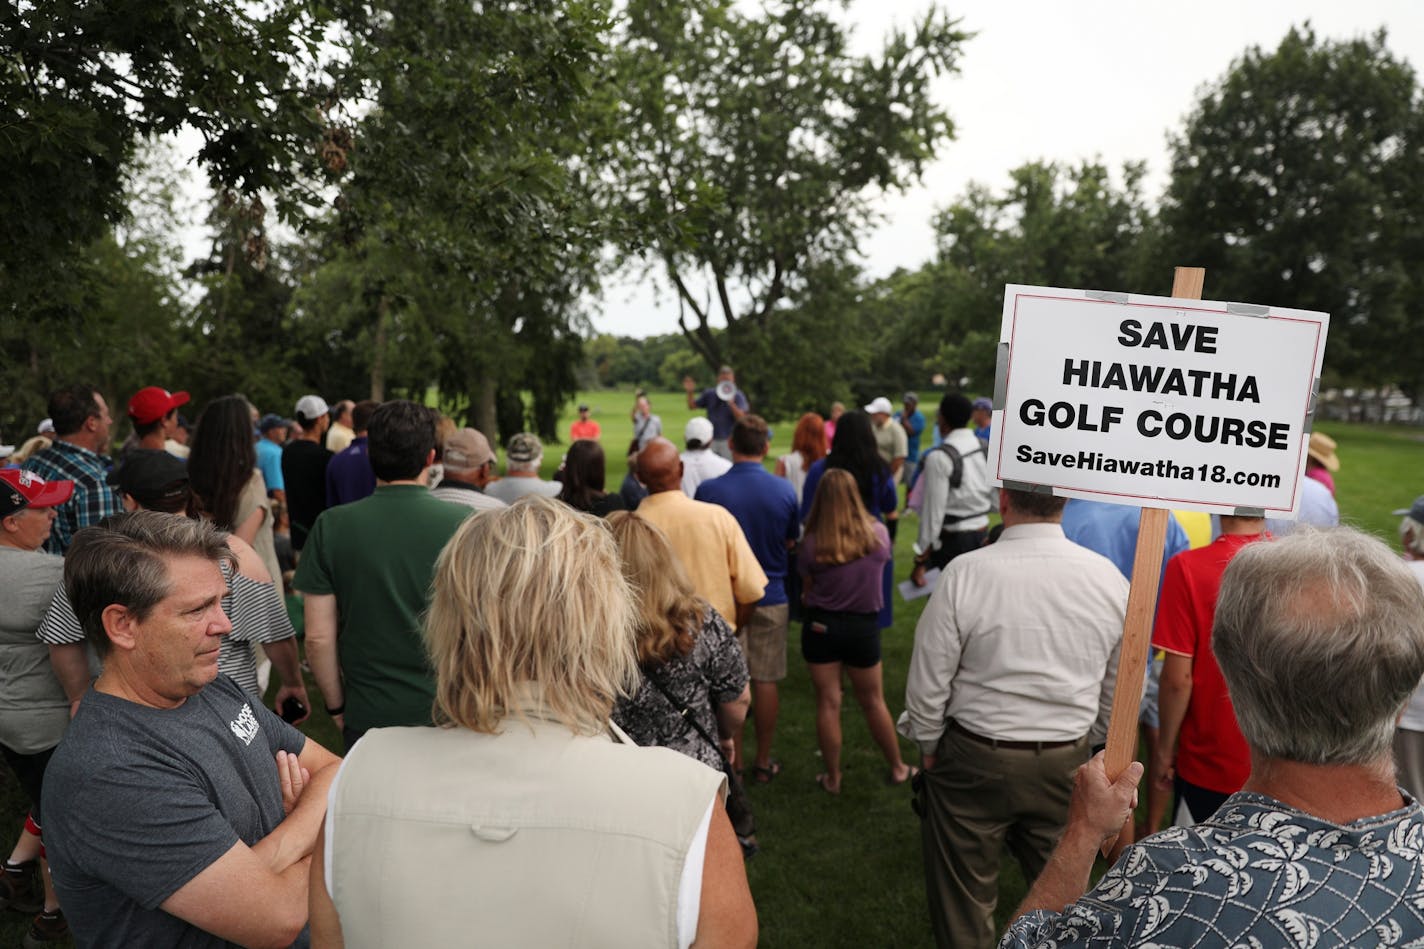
left=0, top=372, right=1419, bottom=948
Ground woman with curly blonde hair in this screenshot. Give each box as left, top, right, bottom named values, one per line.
left=608, top=513, right=756, bottom=852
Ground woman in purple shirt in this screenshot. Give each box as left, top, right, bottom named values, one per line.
left=799, top=469, right=915, bottom=794
left=799, top=411, right=898, bottom=628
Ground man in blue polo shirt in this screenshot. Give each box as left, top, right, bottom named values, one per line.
left=696, top=415, right=798, bottom=782
left=683, top=366, right=749, bottom=460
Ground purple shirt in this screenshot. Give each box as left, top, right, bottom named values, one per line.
left=325, top=436, right=376, bottom=507
left=695, top=461, right=799, bottom=606
left=799, top=521, right=891, bottom=614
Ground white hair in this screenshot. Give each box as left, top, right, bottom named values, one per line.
left=1214, top=527, right=1424, bottom=766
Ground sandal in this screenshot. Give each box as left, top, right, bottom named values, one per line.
left=751, top=761, right=782, bottom=784
left=815, top=773, right=841, bottom=795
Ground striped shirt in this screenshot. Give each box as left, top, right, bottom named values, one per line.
left=21, top=441, right=123, bottom=554
left=36, top=561, right=294, bottom=697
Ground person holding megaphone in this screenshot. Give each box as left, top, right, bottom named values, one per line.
left=685, top=366, right=750, bottom=460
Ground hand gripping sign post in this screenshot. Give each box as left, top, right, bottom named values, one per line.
left=987, top=269, right=1329, bottom=852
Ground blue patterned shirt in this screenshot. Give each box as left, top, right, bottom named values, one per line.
left=1001, top=792, right=1424, bottom=948
left=21, top=441, right=121, bottom=554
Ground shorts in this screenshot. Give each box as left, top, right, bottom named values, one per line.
left=0, top=743, right=55, bottom=822
left=737, top=603, right=789, bottom=681
left=800, top=608, right=881, bottom=669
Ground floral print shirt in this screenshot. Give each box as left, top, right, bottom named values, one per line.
left=613, top=607, right=748, bottom=771
left=1001, top=792, right=1424, bottom=948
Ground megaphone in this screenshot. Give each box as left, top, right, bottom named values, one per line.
left=715, top=380, right=738, bottom=403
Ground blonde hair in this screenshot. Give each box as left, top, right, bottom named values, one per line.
left=804, top=468, right=881, bottom=564
left=433, top=414, right=457, bottom=460
left=10, top=435, right=52, bottom=465
left=424, top=496, right=640, bottom=735
left=607, top=512, right=703, bottom=668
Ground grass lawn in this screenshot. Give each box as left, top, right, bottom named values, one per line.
left=0, top=399, right=1414, bottom=947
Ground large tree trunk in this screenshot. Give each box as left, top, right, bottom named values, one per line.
left=472, top=375, right=497, bottom=440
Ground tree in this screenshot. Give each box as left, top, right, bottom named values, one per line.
left=1, top=1, right=332, bottom=296
left=318, top=0, right=611, bottom=438
left=0, top=145, right=189, bottom=440
left=1160, top=25, right=1424, bottom=397
left=602, top=0, right=968, bottom=411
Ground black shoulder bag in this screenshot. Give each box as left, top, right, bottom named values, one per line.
left=643, top=670, right=757, bottom=852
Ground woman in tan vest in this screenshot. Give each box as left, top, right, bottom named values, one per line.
left=309, top=497, right=757, bottom=948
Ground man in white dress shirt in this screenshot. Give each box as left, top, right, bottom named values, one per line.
left=899, top=487, right=1129, bottom=949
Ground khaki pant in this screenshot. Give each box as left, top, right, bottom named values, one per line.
left=917, top=725, right=1089, bottom=949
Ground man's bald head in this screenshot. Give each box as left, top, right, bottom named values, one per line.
left=636, top=438, right=683, bottom=494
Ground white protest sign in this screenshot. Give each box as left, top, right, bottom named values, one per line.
left=988, top=285, right=1329, bottom=517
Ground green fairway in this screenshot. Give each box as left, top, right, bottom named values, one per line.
left=0, top=406, right=1414, bottom=948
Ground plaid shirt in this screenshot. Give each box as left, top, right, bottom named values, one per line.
left=22, top=441, right=122, bottom=554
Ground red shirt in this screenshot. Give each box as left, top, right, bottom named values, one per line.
left=1152, top=532, right=1268, bottom=795
left=570, top=419, right=601, bottom=441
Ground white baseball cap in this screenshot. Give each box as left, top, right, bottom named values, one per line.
left=294, top=395, right=330, bottom=421
left=685, top=417, right=714, bottom=446
left=863, top=397, right=893, bottom=415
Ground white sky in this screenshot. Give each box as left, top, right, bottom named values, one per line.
left=592, top=0, right=1424, bottom=338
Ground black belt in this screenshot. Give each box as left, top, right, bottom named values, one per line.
left=948, top=719, right=1081, bottom=752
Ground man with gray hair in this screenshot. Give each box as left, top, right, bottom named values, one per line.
left=41, top=511, right=341, bottom=948
left=1001, top=526, right=1424, bottom=948
left=483, top=433, right=560, bottom=505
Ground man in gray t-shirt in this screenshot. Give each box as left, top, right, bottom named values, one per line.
left=41, top=512, right=341, bottom=948
left=45, top=677, right=307, bottom=947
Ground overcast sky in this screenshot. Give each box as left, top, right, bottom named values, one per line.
left=593, top=0, right=1424, bottom=338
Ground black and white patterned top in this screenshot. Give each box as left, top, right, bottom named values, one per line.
left=1001, top=791, right=1424, bottom=948
left=36, top=560, right=294, bottom=697
left=613, top=606, right=748, bottom=771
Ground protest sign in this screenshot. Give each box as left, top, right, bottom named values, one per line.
left=988, top=284, right=1330, bottom=517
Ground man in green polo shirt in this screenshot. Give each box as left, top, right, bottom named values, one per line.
left=295, top=400, right=470, bottom=749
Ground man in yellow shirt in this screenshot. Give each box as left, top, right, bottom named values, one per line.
left=634, top=439, right=766, bottom=627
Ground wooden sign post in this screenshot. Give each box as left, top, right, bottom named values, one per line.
left=1099, top=266, right=1204, bottom=855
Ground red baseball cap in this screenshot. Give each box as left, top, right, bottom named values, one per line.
left=0, top=469, right=75, bottom=518
left=128, top=387, right=191, bottom=424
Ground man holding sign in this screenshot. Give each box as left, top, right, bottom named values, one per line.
left=1000, top=528, right=1424, bottom=948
